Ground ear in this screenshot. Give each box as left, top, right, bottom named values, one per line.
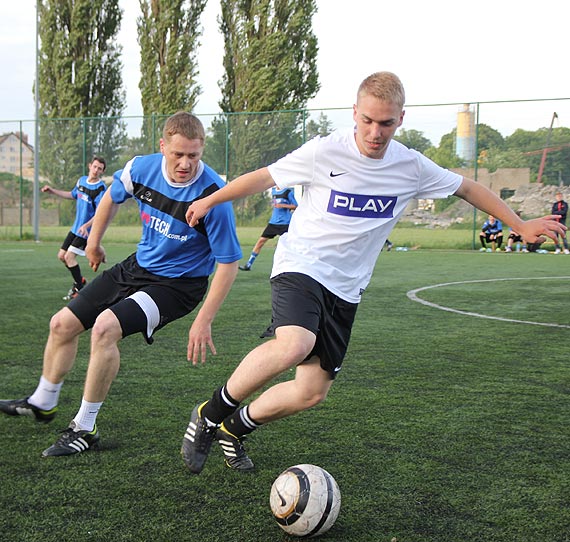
left=398, top=109, right=405, bottom=127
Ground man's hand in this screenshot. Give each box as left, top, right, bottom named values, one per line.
left=186, top=199, right=211, bottom=228
left=187, top=316, right=216, bottom=365
left=519, top=214, right=567, bottom=244
left=77, top=223, right=90, bottom=237
left=86, top=243, right=106, bottom=272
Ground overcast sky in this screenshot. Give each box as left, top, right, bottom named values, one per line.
left=1, top=0, right=568, bottom=144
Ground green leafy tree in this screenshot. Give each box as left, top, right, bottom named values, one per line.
left=138, top=0, right=207, bottom=145
left=394, top=128, right=432, bottom=153
left=425, top=131, right=465, bottom=169
left=305, top=112, right=333, bottom=140
left=474, top=123, right=505, bottom=153
left=203, top=115, right=230, bottom=176
left=505, top=127, right=570, bottom=184
left=218, top=0, right=319, bottom=221
left=38, top=0, right=125, bottom=186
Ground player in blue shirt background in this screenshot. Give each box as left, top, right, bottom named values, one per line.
left=41, top=156, right=107, bottom=299
left=479, top=214, right=503, bottom=252
left=1, top=112, right=242, bottom=461
left=239, top=187, right=298, bottom=271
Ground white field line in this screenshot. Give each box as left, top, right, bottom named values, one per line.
left=407, top=277, right=570, bottom=329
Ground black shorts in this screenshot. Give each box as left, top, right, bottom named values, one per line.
left=265, top=272, right=358, bottom=379
left=67, top=253, right=208, bottom=343
left=508, top=233, right=523, bottom=242
left=61, top=231, right=87, bottom=255
left=260, top=223, right=289, bottom=239
left=481, top=232, right=502, bottom=241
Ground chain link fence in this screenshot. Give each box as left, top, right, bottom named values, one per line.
left=1, top=98, right=569, bottom=238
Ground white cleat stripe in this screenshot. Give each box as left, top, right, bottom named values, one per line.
left=15, top=407, right=34, bottom=418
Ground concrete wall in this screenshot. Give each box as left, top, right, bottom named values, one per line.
left=452, top=167, right=530, bottom=195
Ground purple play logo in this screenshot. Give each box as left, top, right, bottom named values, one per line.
left=327, top=190, right=397, bottom=218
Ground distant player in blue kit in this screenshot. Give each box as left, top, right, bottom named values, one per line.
left=0, top=112, right=242, bottom=458
left=239, top=186, right=298, bottom=271
left=479, top=214, right=503, bottom=252
left=41, top=156, right=107, bottom=299
left=181, top=72, right=566, bottom=475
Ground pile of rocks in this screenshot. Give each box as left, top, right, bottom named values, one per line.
left=403, top=184, right=566, bottom=227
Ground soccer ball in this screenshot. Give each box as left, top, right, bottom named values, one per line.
left=269, top=464, right=341, bottom=538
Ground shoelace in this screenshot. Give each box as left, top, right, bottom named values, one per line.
left=195, top=420, right=217, bottom=451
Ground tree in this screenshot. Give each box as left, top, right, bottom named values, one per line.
left=203, top=115, right=230, bottom=176
left=394, top=128, right=432, bottom=154
left=218, top=0, right=319, bottom=221
left=305, top=112, right=333, bottom=140
left=219, top=0, right=319, bottom=113
left=505, top=127, right=570, bottom=184
left=138, top=0, right=207, bottom=145
left=38, top=0, right=126, bottom=185
left=424, top=131, right=465, bottom=169
left=474, top=124, right=505, bottom=153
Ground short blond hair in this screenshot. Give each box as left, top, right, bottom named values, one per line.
left=357, top=72, right=405, bottom=110
left=163, top=111, right=205, bottom=143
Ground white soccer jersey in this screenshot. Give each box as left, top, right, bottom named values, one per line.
left=267, top=127, right=463, bottom=303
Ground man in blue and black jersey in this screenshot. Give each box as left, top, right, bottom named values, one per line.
left=1, top=112, right=243, bottom=461
left=41, top=156, right=107, bottom=299
left=239, top=186, right=298, bottom=271
left=479, top=214, right=503, bottom=252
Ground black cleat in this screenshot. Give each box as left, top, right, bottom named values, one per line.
left=181, top=402, right=219, bottom=474
left=216, top=425, right=255, bottom=472
left=0, top=397, right=57, bottom=423
left=239, top=265, right=251, bottom=271
left=63, top=277, right=87, bottom=301
left=62, top=286, right=75, bottom=301
left=42, top=421, right=100, bottom=457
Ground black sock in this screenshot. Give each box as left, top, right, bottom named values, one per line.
left=202, top=385, right=239, bottom=424
left=222, top=405, right=262, bottom=437
left=68, top=264, right=83, bottom=286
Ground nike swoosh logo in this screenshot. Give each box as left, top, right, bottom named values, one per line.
left=329, top=171, right=348, bottom=178
left=277, top=489, right=287, bottom=506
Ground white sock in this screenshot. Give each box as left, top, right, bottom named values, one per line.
left=28, top=376, right=63, bottom=410
left=72, top=399, right=103, bottom=432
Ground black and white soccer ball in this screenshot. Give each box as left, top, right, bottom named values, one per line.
left=269, top=464, right=341, bottom=538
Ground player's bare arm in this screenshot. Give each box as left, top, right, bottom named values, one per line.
left=187, top=261, right=239, bottom=365
left=186, top=167, right=276, bottom=227
left=455, top=178, right=566, bottom=243
left=41, top=185, right=73, bottom=199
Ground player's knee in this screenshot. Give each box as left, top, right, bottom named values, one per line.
left=91, top=310, right=122, bottom=344
left=49, top=309, right=80, bottom=338
left=299, top=387, right=329, bottom=410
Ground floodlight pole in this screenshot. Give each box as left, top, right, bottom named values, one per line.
left=33, top=0, right=40, bottom=241
left=536, top=112, right=558, bottom=185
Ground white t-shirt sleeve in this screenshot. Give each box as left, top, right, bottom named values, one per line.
left=267, top=137, right=319, bottom=189
left=415, top=152, right=463, bottom=199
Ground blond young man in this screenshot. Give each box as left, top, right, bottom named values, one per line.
left=181, top=72, right=566, bottom=474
